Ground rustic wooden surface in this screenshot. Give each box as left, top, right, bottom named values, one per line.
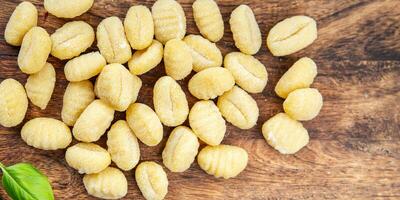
left=0, top=0, right=399, bottom=199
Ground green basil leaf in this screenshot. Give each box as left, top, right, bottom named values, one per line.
left=0, top=162, right=54, bottom=200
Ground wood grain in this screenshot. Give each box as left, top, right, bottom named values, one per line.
left=0, top=0, right=399, bottom=199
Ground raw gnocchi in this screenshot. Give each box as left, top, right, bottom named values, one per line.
left=126, top=103, right=163, bottom=147
left=197, top=145, right=248, bottom=179
left=188, top=67, right=235, bottom=100
left=189, top=100, right=226, bottom=146
left=262, top=113, right=309, bottom=154
left=124, top=5, right=154, bottom=50
left=83, top=167, right=128, bottom=199
left=224, top=52, right=268, bottom=93
left=4, top=1, right=37, bottom=46
left=163, top=39, right=193, bottom=80
left=283, top=88, right=323, bottom=121
left=192, top=0, right=224, bottom=42
left=162, top=126, right=199, bottom=172
left=65, top=143, right=111, bottom=174
left=0, top=79, right=28, bottom=127
left=128, top=40, right=164, bottom=75
left=184, top=34, right=222, bottom=72
left=25, top=63, right=55, bottom=110
left=135, top=161, right=168, bottom=200
left=64, top=51, right=107, bottom=82
left=44, top=0, right=94, bottom=18
left=21, top=118, right=72, bottom=150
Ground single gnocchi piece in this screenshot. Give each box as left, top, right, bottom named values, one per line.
left=230, top=5, right=261, bottom=55
left=64, top=51, right=107, bottom=82
left=4, top=1, right=37, bottom=46
left=198, top=145, right=248, bottom=179
left=0, top=79, right=28, bottom=127
left=124, top=5, right=154, bottom=50
left=50, top=21, right=95, bottom=60
left=128, top=40, right=163, bottom=75
left=163, top=39, right=193, bottom=80
left=184, top=34, right=222, bottom=72
left=135, top=161, right=168, bottom=200
left=188, top=67, right=235, bottom=100
left=61, top=81, right=95, bottom=126
left=21, top=118, right=72, bottom=150
left=65, top=143, right=111, bottom=174
left=153, top=76, right=189, bottom=127
left=192, top=0, right=224, bottom=42
left=224, top=52, right=268, bottom=93
left=267, top=15, right=317, bottom=56
left=95, top=64, right=142, bottom=111
left=275, top=57, right=318, bottom=98
left=283, top=88, right=323, bottom=121
left=162, top=126, right=199, bottom=172
left=189, top=100, right=226, bottom=146
left=152, top=0, right=186, bottom=44
left=18, top=27, right=51, bottom=74
left=217, top=86, right=259, bottom=129
left=126, top=103, right=163, bottom=147
left=25, top=63, right=56, bottom=110
left=262, top=113, right=309, bottom=154
left=44, top=0, right=94, bottom=18
left=97, top=17, right=132, bottom=64
left=73, top=99, right=115, bottom=143
left=83, top=167, right=128, bottom=199
left=107, top=120, right=140, bottom=171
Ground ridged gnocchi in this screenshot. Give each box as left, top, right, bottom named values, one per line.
left=128, top=40, right=164, bottom=75
left=136, top=161, right=168, bottom=200
left=152, top=0, right=186, bottom=44
left=65, top=143, right=111, bottom=174
left=164, top=39, right=193, bottom=80
left=224, top=52, right=268, bottom=93
left=192, top=0, right=224, bottom=42
left=262, top=113, right=309, bottom=154
left=188, top=67, right=235, bottom=100
left=198, top=145, right=248, bottom=179
left=83, top=167, right=128, bottom=199
left=189, top=100, right=226, bottom=146
left=64, top=51, right=106, bottom=82
left=21, top=118, right=72, bottom=150
left=283, top=88, right=323, bottom=121
left=25, top=63, right=55, bottom=110
left=44, top=0, right=94, bottom=18
left=0, top=79, right=28, bottom=127
left=126, top=103, right=163, bottom=147
left=124, top=5, right=154, bottom=50
left=184, top=34, right=222, bottom=72
left=162, top=126, right=199, bottom=172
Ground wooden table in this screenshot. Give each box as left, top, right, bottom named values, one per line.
left=0, top=0, right=399, bottom=199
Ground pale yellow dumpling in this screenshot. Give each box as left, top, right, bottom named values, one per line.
left=44, top=0, right=93, bottom=18
left=128, top=40, right=164, bottom=75
left=65, top=143, right=111, bottom=174
left=124, top=5, right=154, bottom=50
left=192, top=0, right=224, bottom=42
left=64, top=51, right=106, bottom=82
left=283, top=88, right=323, bottom=121
left=83, top=167, right=128, bottom=199
left=25, top=63, right=55, bottom=110
left=0, top=79, right=28, bottom=127
left=163, top=39, right=193, bottom=80
left=135, top=161, right=168, bottom=200
left=184, top=34, right=222, bottom=72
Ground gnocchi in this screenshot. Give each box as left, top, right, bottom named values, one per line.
left=124, top=5, right=154, bottom=50
left=64, top=51, right=107, bottom=82
left=73, top=99, right=115, bottom=143
left=163, top=39, right=193, bottom=80
left=188, top=67, right=235, bottom=100
left=126, top=103, right=163, bottom=147
left=275, top=57, right=317, bottom=98
left=50, top=21, right=95, bottom=60
left=44, top=0, right=94, bottom=18
left=65, top=143, right=111, bottom=174
left=230, top=5, right=261, bottom=55
left=97, top=17, right=132, bottom=64
left=128, top=40, right=164, bottom=75
left=0, top=79, right=28, bottom=127
left=162, top=126, right=199, bottom=172
left=262, top=113, right=309, bottom=154
left=135, top=161, right=168, bottom=200
left=189, top=100, right=226, bottom=146
left=184, top=34, right=222, bottom=72
left=283, top=88, right=323, bottom=121
left=83, top=167, right=128, bottom=199
left=192, top=0, right=224, bottom=42
left=18, top=27, right=51, bottom=74
left=21, top=118, right=72, bottom=150
left=25, top=63, right=55, bottom=110
left=197, top=145, right=248, bottom=179
left=4, top=1, right=37, bottom=46
left=224, top=52, right=268, bottom=93
left=267, top=15, right=317, bottom=56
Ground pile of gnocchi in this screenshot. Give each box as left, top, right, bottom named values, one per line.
left=0, top=0, right=323, bottom=199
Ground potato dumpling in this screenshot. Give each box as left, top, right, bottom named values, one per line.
left=44, top=0, right=93, bottom=18
left=83, top=167, right=128, bottom=199
left=275, top=57, right=317, bottom=98
left=192, top=0, right=224, bottom=42
left=64, top=51, right=107, bottom=82
left=198, top=145, right=248, bottom=179
left=136, top=161, right=168, bottom=200
left=188, top=67, right=235, bottom=100
left=189, top=100, right=226, bottom=146
left=162, top=126, right=199, bottom=172
left=262, top=113, right=309, bottom=154
left=25, top=63, right=55, bottom=110
left=0, top=79, right=28, bottom=127
left=217, top=86, right=259, bottom=129
left=164, top=39, right=193, bottom=80
left=184, top=34, right=222, bottom=72
left=128, top=40, right=164, bottom=75
left=153, top=76, right=189, bottom=127
left=65, top=143, right=111, bottom=174
left=283, top=88, right=323, bottom=121
left=124, top=5, right=154, bottom=50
